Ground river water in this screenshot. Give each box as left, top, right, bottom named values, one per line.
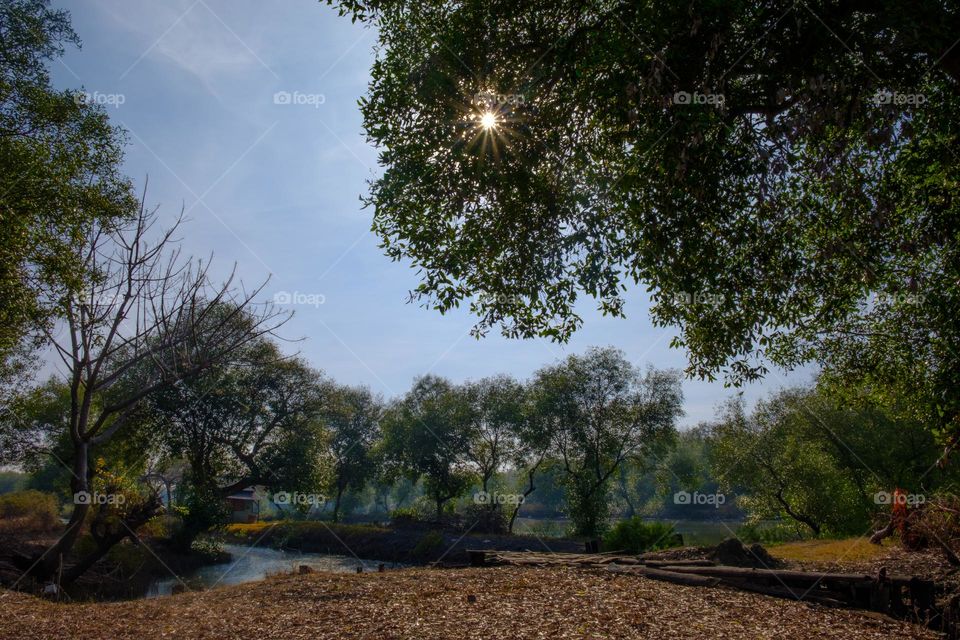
left=146, top=543, right=393, bottom=597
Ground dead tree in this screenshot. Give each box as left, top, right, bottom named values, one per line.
left=21, top=191, right=288, bottom=583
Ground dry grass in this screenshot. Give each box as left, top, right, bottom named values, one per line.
left=0, top=566, right=937, bottom=639
left=770, top=537, right=894, bottom=564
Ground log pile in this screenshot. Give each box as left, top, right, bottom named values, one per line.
left=467, top=549, right=944, bottom=632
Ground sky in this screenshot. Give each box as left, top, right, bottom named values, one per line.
left=47, top=0, right=813, bottom=426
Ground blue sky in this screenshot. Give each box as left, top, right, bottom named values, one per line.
left=49, top=0, right=812, bottom=426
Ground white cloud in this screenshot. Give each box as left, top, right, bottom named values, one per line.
left=97, top=0, right=273, bottom=88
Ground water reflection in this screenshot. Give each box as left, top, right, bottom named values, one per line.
left=147, top=543, right=397, bottom=597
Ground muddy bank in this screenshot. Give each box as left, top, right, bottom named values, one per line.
left=0, top=532, right=227, bottom=601
left=224, top=521, right=585, bottom=565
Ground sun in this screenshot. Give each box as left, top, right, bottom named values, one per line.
left=480, top=111, right=498, bottom=130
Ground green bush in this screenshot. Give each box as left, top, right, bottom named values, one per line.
left=0, top=490, right=59, bottom=531
left=602, top=517, right=677, bottom=554
left=458, top=502, right=508, bottom=534
left=389, top=507, right=420, bottom=527
left=190, top=535, right=226, bottom=561
left=411, top=529, right=444, bottom=558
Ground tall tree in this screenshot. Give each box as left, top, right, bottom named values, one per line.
left=324, top=385, right=382, bottom=521
left=461, top=375, right=525, bottom=494
left=533, top=347, right=682, bottom=537
left=152, top=339, right=329, bottom=544
left=380, top=375, right=473, bottom=522
left=329, top=0, right=960, bottom=446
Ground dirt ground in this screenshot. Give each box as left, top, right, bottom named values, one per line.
left=0, top=565, right=939, bottom=639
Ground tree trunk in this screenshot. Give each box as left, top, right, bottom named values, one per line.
left=62, top=493, right=163, bottom=585
left=508, top=460, right=542, bottom=534
left=35, top=442, right=90, bottom=579
left=775, top=490, right=821, bottom=536
left=333, top=486, right=345, bottom=522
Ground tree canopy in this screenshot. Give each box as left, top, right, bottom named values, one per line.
left=0, top=0, right=137, bottom=372
left=328, top=0, right=960, bottom=444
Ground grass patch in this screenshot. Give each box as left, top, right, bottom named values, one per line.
left=0, top=490, right=59, bottom=532
left=226, top=521, right=390, bottom=540
left=768, top=537, right=893, bottom=563
left=224, top=521, right=412, bottom=562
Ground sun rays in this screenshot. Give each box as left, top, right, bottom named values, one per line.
left=460, top=90, right=526, bottom=162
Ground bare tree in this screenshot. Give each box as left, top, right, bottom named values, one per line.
left=19, top=192, right=288, bottom=583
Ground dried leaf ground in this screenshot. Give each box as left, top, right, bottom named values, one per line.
left=0, top=566, right=939, bottom=639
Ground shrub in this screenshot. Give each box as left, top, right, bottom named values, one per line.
left=602, top=517, right=677, bottom=554
left=736, top=521, right=807, bottom=545
left=139, top=514, right=182, bottom=540
left=0, top=490, right=59, bottom=532
left=458, top=502, right=508, bottom=534
left=190, top=535, right=226, bottom=561
left=389, top=507, right=420, bottom=527
left=411, top=529, right=444, bottom=558
left=391, top=497, right=453, bottom=526
left=908, top=493, right=960, bottom=555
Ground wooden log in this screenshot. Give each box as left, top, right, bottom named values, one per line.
left=644, top=559, right=715, bottom=568
left=657, top=565, right=910, bottom=588
left=729, top=580, right=850, bottom=607
left=870, top=582, right=892, bottom=613
left=607, top=564, right=720, bottom=587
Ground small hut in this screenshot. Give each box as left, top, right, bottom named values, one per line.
left=226, top=487, right=260, bottom=523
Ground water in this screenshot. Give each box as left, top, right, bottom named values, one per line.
left=146, top=544, right=391, bottom=597
left=669, top=520, right=744, bottom=546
